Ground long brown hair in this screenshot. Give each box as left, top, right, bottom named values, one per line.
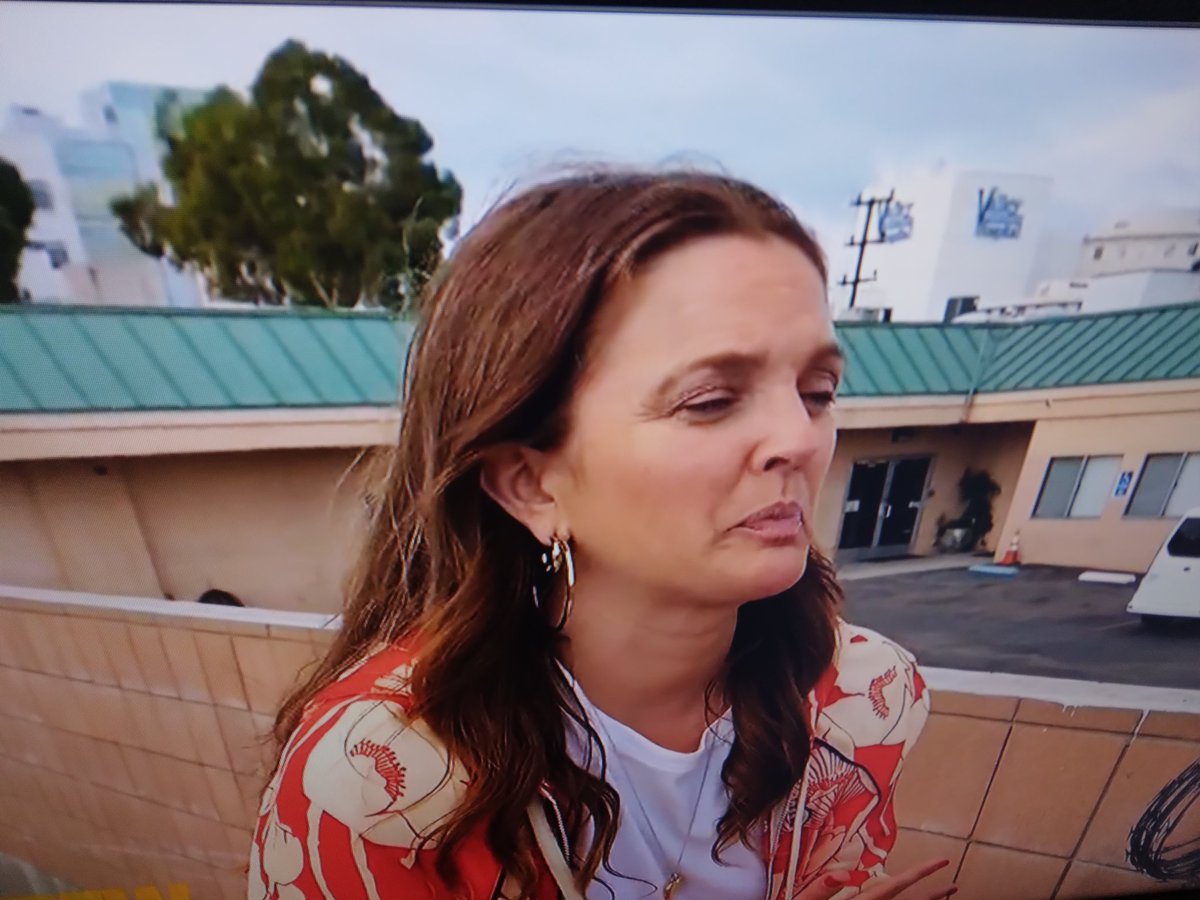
left=272, top=168, right=843, bottom=897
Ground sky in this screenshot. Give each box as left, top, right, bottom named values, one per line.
left=1, top=1, right=1198, bottom=292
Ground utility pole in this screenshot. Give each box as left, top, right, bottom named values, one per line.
left=838, top=189, right=894, bottom=309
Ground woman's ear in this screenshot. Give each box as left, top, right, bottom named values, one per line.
left=479, top=445, right=560, bottom=544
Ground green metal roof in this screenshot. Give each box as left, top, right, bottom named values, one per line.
left=835, top=302, right=1200, bottom=397
left=978, top=303, right=1200, bottom=391
left=0, top=301, right=1197, bottom=413
left=0, top=304, right=410, bottom=413
left=836, top=323, right=990, bottom=396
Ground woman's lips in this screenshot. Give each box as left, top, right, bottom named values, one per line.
left=735, top=501, right=806, bottom=542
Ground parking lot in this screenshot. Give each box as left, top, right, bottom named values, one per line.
left=841, top=562, right=1200, bottom=690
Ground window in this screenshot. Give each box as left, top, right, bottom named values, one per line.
left=45, top=242, right=69, bottom=269
left=1092, top=246, right=1103, bottom=260
left=1033, top=455, right=1119, bottom=518
left=1125, top=453, right=1200, bottom=518
left=1167, top=455, right=1200, bottom=517
left=1166, top=518, right=1200, bottom=558
left=1033, top=457, right=1082, bottom=518
left=944, top=296, right=978, bottom=322
left=1069, top=456, right=1120, bottom=517
left=28, top=180, right=53, bottom=210
left=1189, top=242, right=1199, bottom=257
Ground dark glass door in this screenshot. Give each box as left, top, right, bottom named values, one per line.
left=839, top=461, right=889, bottom=549
left=877, top=457, right=932, bottom=549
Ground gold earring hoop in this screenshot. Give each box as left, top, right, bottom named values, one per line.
left=532, top=535, right=575, bottom=630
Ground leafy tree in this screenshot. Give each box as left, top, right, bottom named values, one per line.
left=0, top=157, right=35, bottom=304
left=112, top=40, right=462, bottom=311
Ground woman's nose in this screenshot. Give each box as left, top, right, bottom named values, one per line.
left=755, top=393, right=823, bottom=474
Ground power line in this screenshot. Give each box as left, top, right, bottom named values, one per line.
left=838, top=189, right=895, bottom=309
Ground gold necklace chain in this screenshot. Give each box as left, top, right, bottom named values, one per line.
left=584, top=698, right=722, bottom=899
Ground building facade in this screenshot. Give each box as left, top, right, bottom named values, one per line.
left=1075, top=209, right=1200, bottom=279
left=1068, top=208, right=1200, bottom=313
left=1, top=303, right=1197, bottom=614
left=958, top=209, right=1200, bottom=323
left=831, top=167, right=1053, bottom=323
left=0, top=125, right=89, bottom=302
left=82, top=82, right=214, bottom=309
left=1, top=81, right=212, bottom=308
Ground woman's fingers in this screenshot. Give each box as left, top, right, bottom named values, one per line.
left=794, top=868, right=857, bottom=899
left=797, top=857, right=957, bottom=900
left=854, top=857, right=954, bottom=900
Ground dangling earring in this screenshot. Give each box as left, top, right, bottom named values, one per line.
left=532, top=535, right=575, bottom=630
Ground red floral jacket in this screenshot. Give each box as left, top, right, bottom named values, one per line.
left=249, top=621, right=929, bottom=899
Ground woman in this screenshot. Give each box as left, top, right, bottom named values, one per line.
left=251, top=170, right=954, bottom=900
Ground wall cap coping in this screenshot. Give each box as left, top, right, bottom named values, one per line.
left=3, top=585, right=1197, bottom=716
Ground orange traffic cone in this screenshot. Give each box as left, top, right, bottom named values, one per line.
left=1000, top=532, right=1021, bottom=566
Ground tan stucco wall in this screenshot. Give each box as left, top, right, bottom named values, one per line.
left=0, top=449, right=370, bottom=613
left=122, top=449, right=368, bottom=612
left=0, top=464, right=66, bottom=590
left=995, top=409, right=1200, bottom=573
left=13, top=459, right=162, bottom=598
left=816, top=422, right=1034, bottom=557
left=2, top=385, right=1194, bottom=610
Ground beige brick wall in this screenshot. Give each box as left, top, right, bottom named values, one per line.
left=0, top=587, right=1196, bottom=899
left=889, top=687, right=1199, bottom=898
left=0, top=588, right=331, bottom=898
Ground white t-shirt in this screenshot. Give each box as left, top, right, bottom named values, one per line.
left=561, top=669, right=767, bottom=900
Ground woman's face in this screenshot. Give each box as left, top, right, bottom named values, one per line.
left=543, top=233, right=842, bottom=607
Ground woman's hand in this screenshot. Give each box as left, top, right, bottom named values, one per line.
left=797, top=858, right=958, bottom=900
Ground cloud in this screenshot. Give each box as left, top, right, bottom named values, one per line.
left=1018, top=82, right=1200, bottom=227
left=1, top=3, right=1196, bottom=246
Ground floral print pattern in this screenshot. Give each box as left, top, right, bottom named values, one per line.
left=250, top=623, right=928, bottom=899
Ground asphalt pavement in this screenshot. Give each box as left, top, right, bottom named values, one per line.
left=840, top=562, right=1200, bottom=690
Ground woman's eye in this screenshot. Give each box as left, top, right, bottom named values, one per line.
left=802, top=391, right=837, bottom=412
left=680, top=396, right=736, bottom=416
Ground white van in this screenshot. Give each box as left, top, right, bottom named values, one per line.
left=1127, top=506, right=1200, bottom=624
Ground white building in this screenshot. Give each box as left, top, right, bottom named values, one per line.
left=830, top=167, right=1053, bottom=323
left=81, top=82, right=210, bottom=194
left=958, top=209, right=1200, bottom=323
left=1076, top=209, right=1200, bottom=276
left=1068, top=209, right=1200, bottom=312
left=1, top=82, right=212, bottom=307
left=82, top=82, right=213, bottom=308
left=0, top=124, right=91, bottom=302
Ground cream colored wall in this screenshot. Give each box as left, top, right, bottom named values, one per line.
left=0, top=465, right=66, bottom=589
left=817, top=423, right=1033, bottom=557
left=3, top=403, right=1190, bottom=609
left=0, top=449, right=370, bottom=613
left=995, top=410, right=1200, bottom=573
left=18, top=459, right=162, bottom=597
left=122, top=449, right=368, bottom=613
left=967, top=422, right=1034, bottom=555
